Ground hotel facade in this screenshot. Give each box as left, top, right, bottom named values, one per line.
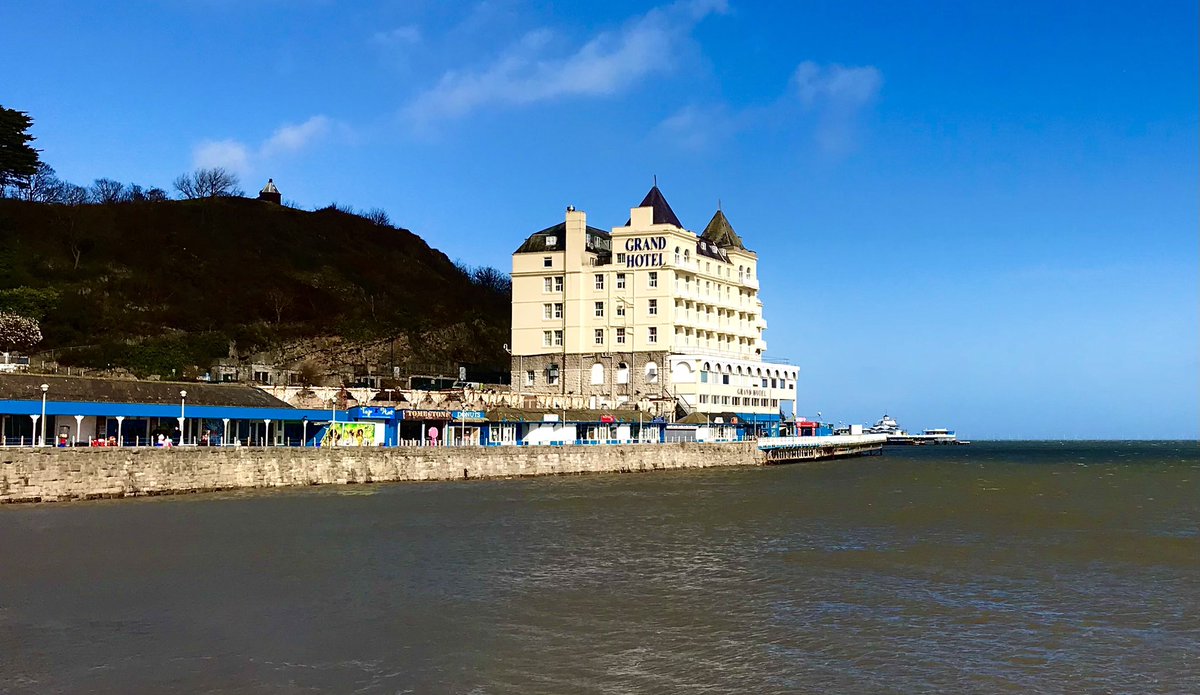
left=510, top=186, right=798, bottom=424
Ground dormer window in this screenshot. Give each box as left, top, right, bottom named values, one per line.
left=546, top=236, right=557, bottom=247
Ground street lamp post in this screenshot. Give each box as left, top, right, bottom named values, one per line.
left=178, top=390, right=187, bottom=445
left=39, top=383, right=48, bottom=446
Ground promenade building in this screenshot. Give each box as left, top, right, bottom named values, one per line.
left=510, top=186, right=798, bottom=425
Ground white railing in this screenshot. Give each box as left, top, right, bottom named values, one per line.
left=758, top=434, right=887, bottom=449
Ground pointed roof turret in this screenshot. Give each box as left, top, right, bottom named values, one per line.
left=627, top=185, right=684, bottom=229
left=701, top=209, right=746, bottom=250
left=257, top=178, right=281, bottom=204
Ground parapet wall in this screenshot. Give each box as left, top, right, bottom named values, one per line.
left=0, top=442, right=761, bottom=503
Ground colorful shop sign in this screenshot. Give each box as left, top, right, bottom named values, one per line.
left=399, top=409, right=486, bottom=421
left=320, top=422, right=379, bottom=447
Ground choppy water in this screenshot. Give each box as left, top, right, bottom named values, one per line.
left=2, top=441, right=1198, bottom=693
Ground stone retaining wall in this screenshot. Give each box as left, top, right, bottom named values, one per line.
left=0, top=442, right=762, bottom=503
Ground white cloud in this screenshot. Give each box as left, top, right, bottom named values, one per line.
left=192, top=139, right=251, bottom=175
left=261, top=116, right=333, bottom=157
left=653, top=60, right=883, bottom=155
left=792, top=61, right=883, bottom=110
left=791, top=62, right=883, bottom=154
left=190, top=115, right=338, bottom=176
left=405, top=0, right=727, bottom=124
left=372, top=25, right=421, bottom=46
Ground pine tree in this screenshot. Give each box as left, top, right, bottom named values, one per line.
left=0, top=106, right=40, bottom=189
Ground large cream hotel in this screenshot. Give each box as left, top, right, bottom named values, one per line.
left=510, top=186, right=798, bottom=424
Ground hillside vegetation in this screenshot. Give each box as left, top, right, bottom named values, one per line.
left=0, top=197, right=510, bottom=378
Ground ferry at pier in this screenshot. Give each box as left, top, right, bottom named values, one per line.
left=866, top=415, right=967, bottom=445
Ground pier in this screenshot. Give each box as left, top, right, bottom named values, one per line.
left=757, top=434, right=887, bottom=464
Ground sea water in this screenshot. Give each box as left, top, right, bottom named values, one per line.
left=1, top=441, right=1197, bottom=693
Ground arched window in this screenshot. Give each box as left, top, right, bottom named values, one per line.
left=683, top=249, right=690, bottom=263
left=674, top=246, right=681, bottom=265
left=590, top=362, right=605, bottom=385
left=738, top=265, right=744, bottom=282
left=617, top=362, right=630, bottom=385
left=673, top=361, right=694, bottom=383
left=645, top=362, right=659, bottom=384
left=700, top=362, right=710, bottom=383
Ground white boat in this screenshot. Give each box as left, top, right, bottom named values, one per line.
left=910, top=428, right=960, bottom=444
left=866, top=416, right=967, bottom=445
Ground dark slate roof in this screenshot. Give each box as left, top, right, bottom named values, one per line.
left=0, top=374, right=293, bottom=408
left=695, top=237, right=731, bottom=263
left=625, top=185, right=684, bottom=228
left=513, top=221, right=612, bottom=258
left=700, top=209, right=747, bottom=251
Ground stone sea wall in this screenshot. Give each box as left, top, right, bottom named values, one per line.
left=0, top=442, right=762, bottom=503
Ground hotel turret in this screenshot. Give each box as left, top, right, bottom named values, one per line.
left=510, top=186, right=798, bottom=423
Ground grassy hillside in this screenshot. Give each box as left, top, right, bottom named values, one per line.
left=0, top=197, right=510, bottom=377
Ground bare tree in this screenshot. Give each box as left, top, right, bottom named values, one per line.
left=58, top=183, right=88, bottom=206
left=25, top=163, right=63, bottom=202
left=173, top=167, right=242, bottom=199
left=89, top=178, right=125, bottom=204
left=267, top=288, right=292, bottom=324
left=471, top=266, right=512, bottom=294
left=124, top=183, right=146, bottom=201
left=364, top=207, right=391, bottom=227
left=144, top=187, right=169, bottom=202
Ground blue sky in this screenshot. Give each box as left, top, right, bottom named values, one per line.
left=3, top=0, right=1196, bottom=438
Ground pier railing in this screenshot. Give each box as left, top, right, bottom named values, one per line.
left=758, top=434, right=887, bottom=449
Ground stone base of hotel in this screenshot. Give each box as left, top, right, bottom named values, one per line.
left=0, top=442, right=761, bottom=504
left=510, top=351, right=672, bottom=400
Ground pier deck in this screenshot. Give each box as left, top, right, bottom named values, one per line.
left=757, top=434, right=887, bottom=464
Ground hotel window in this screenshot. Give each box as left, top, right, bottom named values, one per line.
left=543, top=277, right=553, bottom=293
left=674, top=247, right=681, bottom=264
left=595, top=274, right=605, bottom=290
left=615, top=303, right=625, bottom=317
left=616, top=273, right=626, bottom=289
left=594, top=301, right=604, bottom=318
left=594, top=329, right=605, bottom=345
left=700, top=394, right=709, bottom=404
left=525, top=370, right=535, bottom=386
left=648, top=271, right=658, bottom=288
left=648, top=327, right=657, bottom=343
left=546, top=235, right=557, bottom=247
left=543, top=303, right=553, bottom=320
left=648, top=299, right=658, bottom=316
left=553, top=276, right=564, bottom=292
left=616, top=328, right=626, bottom=344
left=616, top=252, right=626, bottom=264
left=554, top=303, right=563, bottom=319
left=553, top=330, right=563, bottom=346
left=547, top=365, right=560, bottom=386
left=722, top=373, right=730, bottom=385
left=542, top=331, right=552, bottom=346
left=543, top=256, right=553, bottom=268
left=733, top=397, right=740, bottom=406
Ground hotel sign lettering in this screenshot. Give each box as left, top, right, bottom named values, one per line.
left=735, top=388, right=768, bottom=397
left=624, top=236, right=666, bottom=268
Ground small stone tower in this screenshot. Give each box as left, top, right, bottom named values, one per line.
left=257, top=178, right=281, bottom=204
